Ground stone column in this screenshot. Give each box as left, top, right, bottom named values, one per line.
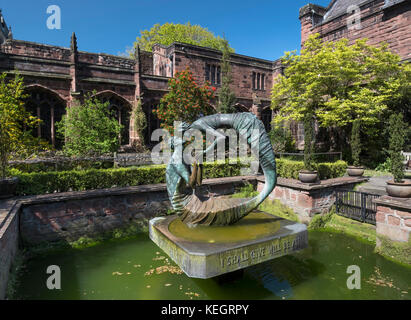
left=36, top=106, right=41, bottom=137
left=50, top=106, right=55, bottom=147
left=69, top=32, right=80, bottom=107
left=251, top=93, right=262, bottom=119
left=134, top=45, right=141, bottom=99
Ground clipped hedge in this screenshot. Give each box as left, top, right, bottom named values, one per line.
left=13, top=159, right=347, bottom=196
left=9, top=158, right=114, bottom=173
left=14, top=161, right=245, bottom=196
left=276, top=159, right=347, bottom=180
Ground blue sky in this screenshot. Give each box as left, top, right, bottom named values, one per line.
left=2, top=0, right=331, bottom=60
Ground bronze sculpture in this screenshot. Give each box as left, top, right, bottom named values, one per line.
left=166, top=113, right=277, bottom=226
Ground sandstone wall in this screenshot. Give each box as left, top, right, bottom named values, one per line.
left=300, top=1, right=411, bottom=61
left=19, top=176, right=254, bottom=246
left=0, top=201, right=19, bottom=300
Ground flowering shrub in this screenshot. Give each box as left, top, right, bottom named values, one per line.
left=154, top=68, right=216, bottom=134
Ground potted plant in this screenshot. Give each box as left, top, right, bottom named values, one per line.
left=386, top=113, right=411, bottom=198
left=0, top=73, right=37, bottom=198
left=299, top=112, right=318, bottom=183
left=347, top=119, right=364, bottom=177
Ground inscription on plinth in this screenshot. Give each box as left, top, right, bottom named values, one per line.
left=149, top=211, right=308, bottom=279
left=220, top=234, right=306, bottom=269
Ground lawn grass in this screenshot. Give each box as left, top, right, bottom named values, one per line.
left=364, top=169, right=392, bottom=177
left=322, top=213, right=376, bottom=244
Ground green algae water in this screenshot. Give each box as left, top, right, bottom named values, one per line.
left=14, top=231, right=410, bottom=300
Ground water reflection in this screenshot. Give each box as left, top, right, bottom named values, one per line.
left=14, top=231, right=411, bottom=300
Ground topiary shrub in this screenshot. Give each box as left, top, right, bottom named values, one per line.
left=388, top=113, right=407, bottom=182
left=303, top=112, right=315, bottom=171
left=351, top=119, right=361, bottom=167
left=276, top=159, right=347, bottom=180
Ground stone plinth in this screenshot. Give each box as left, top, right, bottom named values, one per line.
left=374, top=196, right=411, bottom=242
left=149, top=211, right=308, bottom=279
left=257, top=176, right=368, bottom=223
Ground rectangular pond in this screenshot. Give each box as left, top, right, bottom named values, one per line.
left=12, top=230, right=411, bottom=300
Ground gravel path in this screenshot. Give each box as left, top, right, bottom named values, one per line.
left=357, top=175, right=392, bottom=195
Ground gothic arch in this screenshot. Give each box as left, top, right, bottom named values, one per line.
left=25, top=84, right=67, bottom=102
left=261, top=106, right=273, bottom=132
left=142, top=100, right=161, bottom=147
left=92, top=90, right=132, bottom=106
left=93, top=91, right=133, bottom=146
left=24, top=85, right=67, bottom=148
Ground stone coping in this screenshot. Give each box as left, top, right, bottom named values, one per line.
left=373, top=195, right=411, bottom=211
left=0, top=175, right=256, bottom=231
left=149, top=212, right=308, bottom=278
left=0, top=199, right=19, bottom=232
left=256, top=175, right=368, bottom=191
left=0, top=175, right=367, bottom=231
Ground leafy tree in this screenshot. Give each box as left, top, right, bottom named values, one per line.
left=0, top=73, right=42, bottom=179
left=271, top=34, right=405, bottom=160
left=351, top=119, right=361, bottom=167
left=154, top=68, right=215, bottom=133
left=217, top=38, right=236, bottom=113
left=388, top=113, right=407, bottom=182
left=130, top=22, right=234, bottom=54
left=56, top=93, right=122, bottom=156
left=272, top=34, right=402, bottom=126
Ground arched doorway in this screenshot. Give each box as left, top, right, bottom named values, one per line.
left=143, top=102, right=161, bottom=148
left=25, top=86, right=67, bottom=148
left=94, top=91, right=132, bottom=146
left=261, top=107, right=273, bottom=132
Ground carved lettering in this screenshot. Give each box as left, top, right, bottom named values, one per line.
left=219, top=234, right=306, bottom=270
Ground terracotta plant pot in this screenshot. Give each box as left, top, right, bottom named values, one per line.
left=347, top=166, right=365, bottom=177
left=386, top=180, right=411, bottom=198
left=0, top=177, right=19, bottom=199
left=298, top=170, right=318, bottom=183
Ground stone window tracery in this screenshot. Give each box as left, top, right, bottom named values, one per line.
left=252, top=72, right=265, bottom=91
left=205, top=63, right=221, bottom=86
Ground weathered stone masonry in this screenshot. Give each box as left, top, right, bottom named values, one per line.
left=0, top=175, right=256, bottom=299
left=0, top=200, right=19, bottom=300
left=2, top=1, right=409, bottom=150
left=299, top=0, right=411, bottom=62
left=257, top=176, right=368, bottom=223
left=375, top=196, right=411, bottom=242
left=0, top=10, right=283, bottom=149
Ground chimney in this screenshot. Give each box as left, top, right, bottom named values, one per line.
left=299, top=4, right=327, bottom=46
